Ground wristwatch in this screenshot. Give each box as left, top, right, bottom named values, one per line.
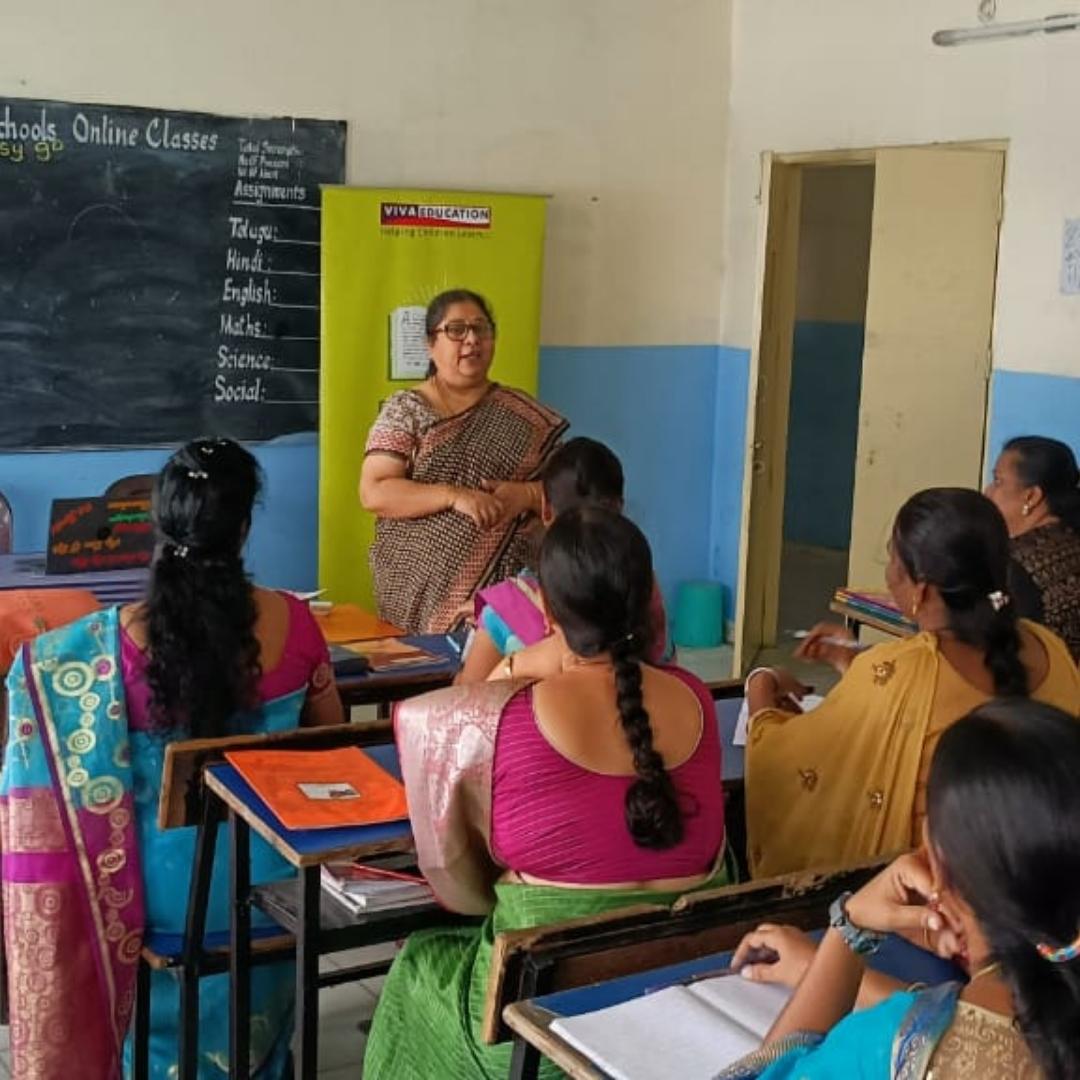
left=829, top=891, right=885, bottom=957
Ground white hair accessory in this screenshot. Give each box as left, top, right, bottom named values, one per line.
left=187, top=469, right=209, bottom=480
left=988, top=590, right=1010, bottom=612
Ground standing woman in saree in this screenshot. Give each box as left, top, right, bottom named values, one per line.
left=364, top=508, right=729, bottom=1078
left=1, top=438, right=343, bottom=1079
left=360, top=289, right=567, bottom=633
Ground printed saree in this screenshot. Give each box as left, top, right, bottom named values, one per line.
left=715, top=982, right=1037, bottom=1079
left=2, top=609, right=300, bottom=1079
left=366, top=385, right=567, bottom=633
left=2, top=609, right=143, bottom=1079
left=363, top=681, right=731, bottom=1079
left=745, top=622, right=1080, bottom=879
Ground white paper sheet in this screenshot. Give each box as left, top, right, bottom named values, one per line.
left=734, top=694, right=824, bottom=746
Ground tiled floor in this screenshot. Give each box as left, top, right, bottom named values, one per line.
left=317, top=943, right=396, bottom=1076
left=0, top=944, right=393, bottom=1077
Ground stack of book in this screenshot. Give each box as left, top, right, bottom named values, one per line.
left=320, top=862, right=434, bottom=915
left=833, top=588, right=917, bottom=634
left=329, top=636, right=445, bottom=677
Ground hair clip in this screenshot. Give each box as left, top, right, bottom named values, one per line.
left=1037, top=931, right=1080, bottom=964
left=187, top=469, right=209, bottom=480
left=987, top=590, right=1010, bottom=612
left=169, top=543, right=190, bottom=559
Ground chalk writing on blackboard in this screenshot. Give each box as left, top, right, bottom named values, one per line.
left=0, top=98, right=346, bottom=450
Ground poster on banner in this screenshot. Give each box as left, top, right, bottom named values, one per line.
left=319, top=187, right=548, bottom=607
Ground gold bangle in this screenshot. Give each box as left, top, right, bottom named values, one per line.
left=503, top=654, right=514, bottom=678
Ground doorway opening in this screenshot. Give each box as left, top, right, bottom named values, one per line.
left=776, top=165, right=874, bottom=643
left=734, top=143, right=1006, bottom=676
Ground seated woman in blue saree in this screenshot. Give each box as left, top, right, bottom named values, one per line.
left=1, top=438, right=343, bottom=1080
left=717, top=699, right=1080, bottom=1080
left=365, top=508, right=730, bottom=1079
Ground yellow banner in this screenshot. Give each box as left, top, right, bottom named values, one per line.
left=319, top=187, right=547, bottom=607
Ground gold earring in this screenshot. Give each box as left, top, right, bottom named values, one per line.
left=910, top=601, right=920, bottom=618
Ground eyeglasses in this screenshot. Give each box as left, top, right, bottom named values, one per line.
left=434, top=319, right=496, bottom=342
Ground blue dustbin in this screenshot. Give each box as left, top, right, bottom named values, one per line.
left=673, top=581, right=725, bottom=648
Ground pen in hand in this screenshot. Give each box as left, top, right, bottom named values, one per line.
left=644, top=946, right=781, bottom=994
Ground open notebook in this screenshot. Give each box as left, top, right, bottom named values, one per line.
left=550, top=974, right=792, bottom=1080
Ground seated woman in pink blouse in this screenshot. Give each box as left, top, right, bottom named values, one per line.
left=365, top=506, right=730, bottom=1080
left=3, top=438, right=344, bottom=1079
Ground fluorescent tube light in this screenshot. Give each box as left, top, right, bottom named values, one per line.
left=933, top=12, right=1080, bottom=45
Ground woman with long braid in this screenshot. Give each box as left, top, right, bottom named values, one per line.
left=2, top=438, right=343, bottom=1079
left=365, top=507, right=729, bottom=1078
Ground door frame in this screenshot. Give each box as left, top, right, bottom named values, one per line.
left=732, top=139, right=1007, bottom=676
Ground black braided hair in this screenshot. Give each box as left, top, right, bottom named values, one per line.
left=144, top=437, right=262, bottom=736
left=893, top=488, right=1028, bottom=697
left=928, top=701, right=1080, bottom=1079
left=539, top=506, right=683, bottom=849
left=540, top=437, right=625, bottom=516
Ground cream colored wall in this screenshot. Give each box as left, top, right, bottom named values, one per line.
left=795, top=166, right=874, bottom=323
left=4, top=0, right=732, bottom=347
left=724, top=1, right=1080, bottom=377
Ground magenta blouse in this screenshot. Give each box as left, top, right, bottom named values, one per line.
left=120, top=591, right=333, bottom=731
left=490, top=666, right=724, bottom=884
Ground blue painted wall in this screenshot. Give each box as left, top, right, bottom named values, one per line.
left=986, top=369, right=1080, bottom=472
left=539, top=345, right=748, bottom=618
left=9, top=358, right=1067, bottom=624
left=782, top=321, right=863, bottom=550
left=707, top=347, right=751, bottom=618
left=0, top=434, right=318, bottom=591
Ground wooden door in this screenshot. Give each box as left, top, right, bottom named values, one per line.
left=733, top=156, right=801, bottom=674
left=846, top=148, right=1004, bottom=590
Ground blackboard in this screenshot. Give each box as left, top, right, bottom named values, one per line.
left=0, top=97, right=346, bottom=449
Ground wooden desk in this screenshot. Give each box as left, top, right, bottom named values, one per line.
left=503, top=935, right=960, bottom=1079
left=0, top=551, right=148, bottom=604
left=333, top=633, right=460, bottom=714
left=204, top=745, right=465, bottom=1080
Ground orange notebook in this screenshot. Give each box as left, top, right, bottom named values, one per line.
left=314, top=604, right=403, bottom=644
left=225, top=747, right=409, bottom=831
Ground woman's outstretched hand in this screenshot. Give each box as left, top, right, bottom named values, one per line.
left=793, top=622, right=859, bottom=674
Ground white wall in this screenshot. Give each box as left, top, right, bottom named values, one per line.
left=723, top=0, right=1080, bottom=378
left=4, top=0, right=732, bottom=347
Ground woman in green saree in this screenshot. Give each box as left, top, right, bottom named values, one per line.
left=365, top=508, right=732, bottom=1078
left=719, top=699, right=1080, bottom=1079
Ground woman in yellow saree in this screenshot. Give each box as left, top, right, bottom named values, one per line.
left=744, top=488, right=1080, bottom=879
